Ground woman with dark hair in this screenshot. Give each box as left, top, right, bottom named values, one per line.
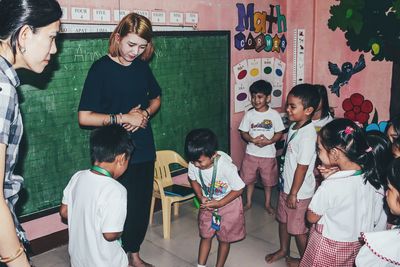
left=78, top=13, right=161, bottom=267
left=0, top=0, right=62, bottom=266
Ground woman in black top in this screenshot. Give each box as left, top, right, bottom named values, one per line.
left=78, top=13, right=161, bottom=267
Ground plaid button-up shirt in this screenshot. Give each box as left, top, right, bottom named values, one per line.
left=0, top=56, right=26, bottom=242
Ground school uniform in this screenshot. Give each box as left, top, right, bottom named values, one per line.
left=239, top=108, right=285, bottom=186
left=62, top=170, right=128, bottom=267
left=300, top=170, right=378, bottom=267
left=276, top=122, right=316, bottom=235
left=312, top=114, right=333, bottom=131
left=188, top=151, right=246, bottom=242
left=356, top=228, right=400, bottom=266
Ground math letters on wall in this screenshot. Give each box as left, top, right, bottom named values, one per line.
left=234, top=3, right=287, bottom=53
left=233, top=57, right=285, bottom=112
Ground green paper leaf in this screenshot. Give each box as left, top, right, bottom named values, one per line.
left=371, top=108, right=379, bottom=124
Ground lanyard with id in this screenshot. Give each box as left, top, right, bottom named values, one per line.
left=198, top=156, right=221, bottom=231
left=278, top=120, right=311, bottom=191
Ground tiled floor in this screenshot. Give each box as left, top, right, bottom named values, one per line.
left=31, top=188, right=299, bottom=267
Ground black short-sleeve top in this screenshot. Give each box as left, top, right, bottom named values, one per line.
left=78, top=55, right=161, bottom=163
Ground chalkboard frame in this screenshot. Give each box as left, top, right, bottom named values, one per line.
left=19, top=30, right=231, bottom=221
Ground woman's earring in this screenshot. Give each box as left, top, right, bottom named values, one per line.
left=20, top=47, right=26, bottom=53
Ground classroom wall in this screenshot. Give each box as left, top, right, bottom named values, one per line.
left=22, top=0, right=284, bottom=241
left=287, top=0, right=392, bottom=120
left=22, top=0, right=394, bottom=241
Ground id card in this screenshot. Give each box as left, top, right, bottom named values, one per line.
left=211, top=212, right=221, bottom=231
left=278, top=175, right=284, bottom=192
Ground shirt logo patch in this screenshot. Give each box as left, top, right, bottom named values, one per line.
left=251, top=119, right=273, bottom=130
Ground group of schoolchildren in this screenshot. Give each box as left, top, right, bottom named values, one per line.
left=60, top=80, right=400, bottom=267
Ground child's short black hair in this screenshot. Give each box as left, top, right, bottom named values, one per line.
left=184, top=128, right=218, bottom=162
left=249, top=80, right=272, bottom=96
left=288, top=83, right=320, bottom=116
left=90, top=125, right=134, bottom=164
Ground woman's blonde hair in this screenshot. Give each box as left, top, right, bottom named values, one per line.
left=109, top=13, right=154, bottom=61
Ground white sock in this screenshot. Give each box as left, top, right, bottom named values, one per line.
left=197, top=264, right=206, bottom=267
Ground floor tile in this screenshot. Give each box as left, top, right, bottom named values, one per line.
left=31, top=188, right=300, bottom=267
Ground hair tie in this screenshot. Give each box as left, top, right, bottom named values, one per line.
left=365, top=147, right=372, bottom=153
left=344, top=126, right=354, bottom=135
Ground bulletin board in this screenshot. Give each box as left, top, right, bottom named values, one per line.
left=17, top=31, right=230, bottom=217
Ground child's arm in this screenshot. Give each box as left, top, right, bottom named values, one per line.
left=59, top=204, right=68, bottom=221
left=287, top=164, right=309, bottom=209
left=102, top=232, right=122, bottom=242
left=200, top=189, right=243, bottom=209
left=240, top=130, right=266, bottom=147
left=240, top=130, right=255, bottom=143
left=257, top=131, right=283, bottom=147
left=189, top=179, right=208, bottom=204
left=306, top=209, right=321, bottom=224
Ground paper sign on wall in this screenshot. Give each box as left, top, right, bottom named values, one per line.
left=273, top=58, right=285, bottom=85
left=261, top=57, right=275, bottom=84
left=234, top=83, right=252, bottom=113
left=233, top=59, right=249, bottom=85
left=247, top=58, right=262, bottom=85
left=233, top=57, right=285, bottom=112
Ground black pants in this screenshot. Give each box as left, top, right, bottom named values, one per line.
left=119, top=161, right=154, bottom=253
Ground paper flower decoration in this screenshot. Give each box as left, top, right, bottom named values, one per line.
left=342, top=93, right=373, bottom=124
left=366, top=121, right=388, bottom=133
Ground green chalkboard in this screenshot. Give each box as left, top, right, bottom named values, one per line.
left=16, top=31, right=230, bottom=217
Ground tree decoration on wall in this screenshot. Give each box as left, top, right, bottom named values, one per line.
left=328, top=54, right=366, bottom=97
left=328, top=0, right=400, bottom=118
left=342, top=93, right=373, bottom=124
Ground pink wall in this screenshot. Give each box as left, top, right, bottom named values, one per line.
left=287, top=0, right=392, bottom=120
left=23, top=0, right=393, bottom=241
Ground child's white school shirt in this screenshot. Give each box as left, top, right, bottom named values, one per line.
left=356, top=228, right=400, bottom=266
left=62, top=170, right=128, bottom=267
left=238, top=108, right=285, bottom=158
left=283, top=122, right=317, bottom=199
left=308, top=170, right=378, bottom=242
left=312, top=114, right=333, bottom=130
left=188, top=151, right=245, bottom=200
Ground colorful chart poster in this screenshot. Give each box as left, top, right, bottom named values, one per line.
left=233, top=57, right=285, bottom=112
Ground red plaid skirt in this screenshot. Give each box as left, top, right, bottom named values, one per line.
left=299, top=224, right=362, bottom=267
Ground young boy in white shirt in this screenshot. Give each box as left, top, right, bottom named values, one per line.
left=239, top=80, right=285, bottom=213
left=265, top=84, right=320, bottom=265
left=60, top=125, right=134, bottom=267
left=185, top=128, right=245, bottom=267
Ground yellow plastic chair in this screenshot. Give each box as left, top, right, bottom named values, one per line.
left=149, top=150, right=195, bottom=239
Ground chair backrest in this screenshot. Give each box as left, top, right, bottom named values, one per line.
left=154, top=150, right=188, bottom=188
